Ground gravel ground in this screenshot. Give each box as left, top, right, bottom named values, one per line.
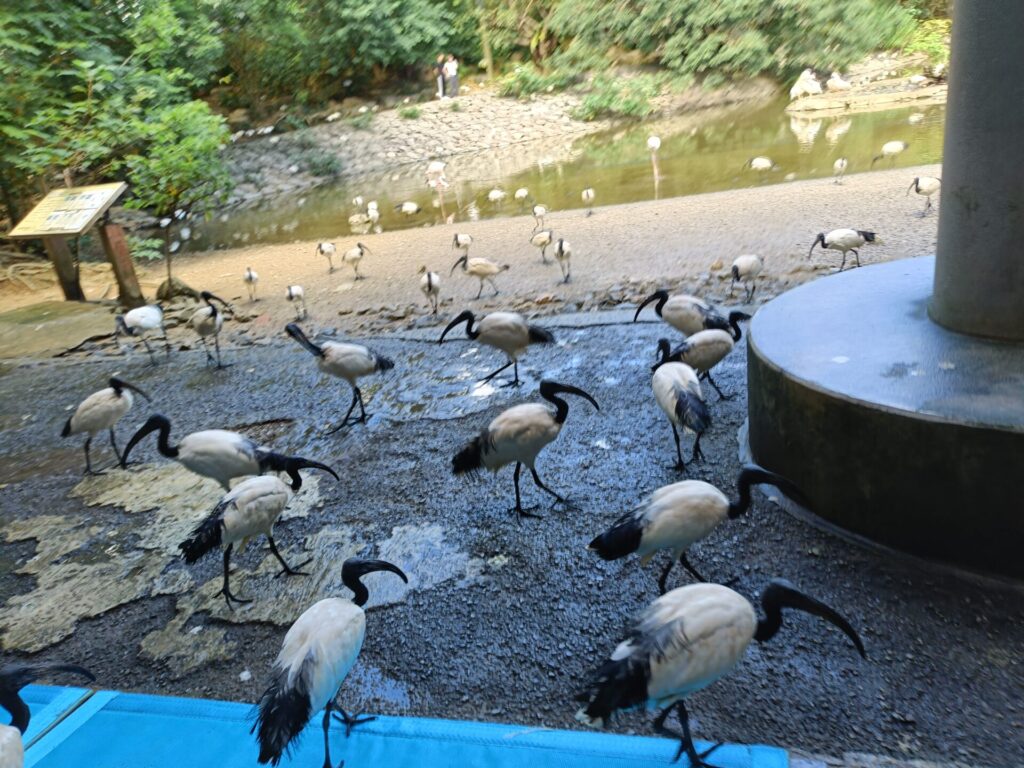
left=0, top=309, right=1021, bottom=768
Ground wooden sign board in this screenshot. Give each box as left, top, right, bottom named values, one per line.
left=7, top=182, right=127, bottom=239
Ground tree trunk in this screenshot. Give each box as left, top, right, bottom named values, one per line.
left=475, top=0, right=495, bottom=81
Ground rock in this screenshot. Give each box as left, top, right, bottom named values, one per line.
left=710, top=259, right=724, bottom=271
left=156, top=277, right=200, bottom=302
left=534, top=293, right=557, bottom=305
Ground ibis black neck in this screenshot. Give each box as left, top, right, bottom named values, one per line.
left=754, top=579, right=867, bottom=658
left=539, top=380, right=600, bottom=424
left=728, top=312, right=746, bottom=342
left=0, top=690, right=28, bottom=733
left=341, top=559, right=409, bottom=607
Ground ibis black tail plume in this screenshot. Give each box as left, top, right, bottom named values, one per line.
left=728, top=464, right=809, bottom=519
left=179, top=503, right=225, bottom=564
left=341, top=558, right=408, bottom=607
left=539, top=380, right=599, bottom=424
left=374, top=351, right=395, bottom=372
left=575, top=654, right=648, bottom=728
left=452, top=430, right=488, bottom=476
left=634, top=290, right=668, bottom=322
left=285, top=323, right=323, bottom=357
left=755, top=579, right=866, bottom=658
left=528, top=324, right=555, bottom=344
left=121, top=413, right=175, bottom=467
left=61, top=417, right=72, bottom=438
left=588, top=510, right=643, bottom=561
left=253, top=662, right=313, bottom=766
left=0, top=662, right=95, bottom=733
left=675, top=385, right=710, bottom=435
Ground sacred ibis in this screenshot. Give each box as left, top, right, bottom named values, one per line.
left=115, top=305, right=170, bottom=364
left=809, top=229, right=876, bottom=272
left=582, top=188, right=595, bottom=216
left=452, top=380, right=599, bottom=520
left=907, top=176, right=941, bottom=214
left=744, top=157, right=775, bottom=174
left=532, top=204, right=548, bottom=232
left=1, top=662, right=95, bottom=768
left=180, top=467, right=338, bottom=608
left=439, top=310, right=553, bottom=386
left=530, top=229, right=554, bottom=263
left=253, top=558, right=408, bottom=768
left=650, top=362, right=710, bottom=472
left=647, top=136, right=661, bottom=152
left=450, top=254, right=510, bottom=299
left=286, top=286, right=307, bottom=320
left=343, top=243, right=371, bottom=280
left=588, top=465, right=806, bottom=592
left=419, top=266, right=441, bottom=314
left=730, top=255, right=763, bottom=302
left=367, top=202, right=381, bottom=226
left=487, top=188, right=506, bottom=204
left=827, top=71, right=852, bottom=91
left=62, top=377, right=150, bottom=474
left=316, top=242, right=338, bottom=272
left=554, top=238, right=572, bottom=283
left=514, top=187, right=530, bottom=206
left=575, top=579, right=865, bottom=766
left=244, top=267, right=259, bottom=302
left=655, top=325, right=748, bottom=401
left=285, top=323, right=394, bottom=433
left=634, top=291, right=747, bottom=339
left=871, top=140, right=908, bottom=167
left=452, top=233, right=473, bottom=255
left=190, top=291, right=232, bottom=369
left=396, top=201, right=421, bottom=216
left=121, top=414, right=336, bottom=490
left=833, top=157, right=848, bottom=184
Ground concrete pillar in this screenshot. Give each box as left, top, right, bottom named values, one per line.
left=931, top=1, right=1024, bottom=340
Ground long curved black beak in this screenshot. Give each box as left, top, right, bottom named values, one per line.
left=285, top=323, right=324, bottom=357
left=352, top=558, right=408, bottom=582
left=283, top=457, right=340, bottom=490
left=110, top=378, right=151, bottom=402
left=633, top=290, right=667, bottom=322
left=906, top=178, right=917, bottom=196
left=449, top=255, right=467, bottom=275
left=358, top=242, right=372, bottom=255
left=120, top=414, right=166, bottom=467
left=439, top=310, right=472, bottom=344
left=759, top=579, right=866, bottom=658
left=808, top=235, right=823, bottom=258
left=539, top=380, right=600, bottom=411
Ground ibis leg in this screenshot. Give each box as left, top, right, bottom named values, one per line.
left=853, top=248, right=861, bottom=268
left=108, top=428, right=121, bottom=464
left=480, top=359, right=514, bottom=383
left=327, top=388, right=360, bottom=434
left=475, top=280, right=484, bottom=299
left=214, top=333, right=232, bottom=369
left=838, top=252, right=847, bottom=273
left=670, top=424, right=686, bottom=471
left=320, top=701, right=342, bottom=768
left=161, top=325, right=171, bottom=357
left=512, top=463, right=541, bottom=520
left=673, top=701, right=723, bottom=767
left=678, top=552, right=708, bottom=583
left=267, top=536, right=311, bottom=577
left=690, top=433, right=705, bottom=463
left=704, top=371, right=732, bottom=401
left=141, top=337, right=157, bottom=365
left=333, top=707, right=376, bottom=737
left=83, top=436, right=100, bottom=475
left=356, top=387, right=368, bottom=422
left=199, top=336, right=215, bottom=365
left=220, top=544, right=252, bottom=609
left=487, top=277, right=499, bottom=296
left=530, top=467, right=566, bottom=503
left=657, top=558, right=675, bottom=594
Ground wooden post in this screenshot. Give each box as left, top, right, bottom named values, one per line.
left=97, top=222, right=145, bottom=309
left=41, top=236, right=85, bottom=301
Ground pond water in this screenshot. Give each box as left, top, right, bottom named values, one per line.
left=191, top=98, right=945, bottom=251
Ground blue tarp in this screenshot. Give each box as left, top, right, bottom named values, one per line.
left=24, top=686, right=788, bottom=768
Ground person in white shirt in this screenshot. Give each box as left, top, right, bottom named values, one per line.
left=443, top=54, right=459, bottom=97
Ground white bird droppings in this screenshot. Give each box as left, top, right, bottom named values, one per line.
left=239, top=669, right=252, bottom=682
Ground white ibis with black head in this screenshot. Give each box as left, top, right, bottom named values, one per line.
left=634, top=291, right=747, bottom=339
left=871, top=140, right=908, bottom=167
left=532, top=204, right=548, bottom=232
left=530, top=229, right=554, bottom=263
left=452, top=233, right=473, bottom=256
left=253, top=558, right=408, bottom=768
left=907, top=176, right=941, bottom=215
left=514, top=187, right=530, bottom=206
left=190, top=291, right=233, bottom=369
left=730, top=255, right=762, bottom=302
left=1, top=662, right=95, bottom=768
left=317, top=242, right=338, bottom=272
left=244, top=267, right=259, bottom=302
left=62, top=377, right=150, bottom=474
left=120, top=413, right=336, bottom=491
left=744, top=156, right=775, bottom=174
left=650, top=362, right=710, bottom=472
left=180, top=464, right=339, bottom=608
left=439, top=310, right=553, bottom=387
left=809, top=229, right=876, bottom=272
left=588, top=466, right=807, bottom=593
left=115, top=305, right=169, bottom=364
left=582, top=187, right=595, bottom=215
left=286, top=286, right=307, bottom=320
left=450, top=254, right=510, bottom=299
left=285, top=323, right=394, bottom=433
left=654, top=331, right=743, bottom=402
left=575, top=579, right=866, bottom=766
left=342, top=243, right=371, bottom=280
left=833, top=157, right=848, bottom=183
left=395, top=201, right=421, bottom=216
left=419, top=266, right=441, bottom=314
left=452, top=380, right=599, bottom=520
left=553, top=239, right=572, bottom=283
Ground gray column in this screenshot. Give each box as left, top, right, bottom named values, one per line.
left=931, top=0, right=1024, bottom=341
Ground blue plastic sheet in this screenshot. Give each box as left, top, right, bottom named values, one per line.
left=26, top=687, right=787, bottom=768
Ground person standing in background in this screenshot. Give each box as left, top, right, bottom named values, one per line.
left=435, top=54, right=446, bottom=99
left=444, top=54, right=459, bottom=97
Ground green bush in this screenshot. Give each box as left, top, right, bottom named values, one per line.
left=449, top=101, right=462, bottom=112
left=348, top=112, right=374, bottom=130
left=497, top=64, right=576, bottom=98
left=127, top=235, right=166, bottom=262
left=304, top=150, right=342, bottom=176
left=293, top=131, right=317, bottom=150
left=902, top=18, right=951, bottom=66
left=572, top=75, right=660, bottom=121
left=398, top=106, right=421, bottom=119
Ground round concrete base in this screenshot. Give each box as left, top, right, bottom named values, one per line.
left=747, top=256, right=1024, bottom=578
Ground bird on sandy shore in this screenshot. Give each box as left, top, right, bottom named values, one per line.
left=190, top=291, right=233, bottom=369
left=179, top=466, right=338, bottom=609
left=285, top=323, right=394, bottom=433
left=582, top=187, right=595, bottom=216
left=452, top=380, right=599, bottom=520
left=634, top=291, right=747, bottom=339
left=871, top=140, right=908, bottom=167
left=419, top=266, right=441, bottom=314
left=730, top=255, right=763, bottom=302
left=554, top=238, right=572, bottom=283
left=530, top=229, right=554, bottom=263
left=439, top=310, right=554, bottom=387
left=244, top=267, right=259, bottom=302
left=396, top=201, right=421, bottom=216
left=316, top=242, right=338, bottom=272
left=121, top=413, right=337, bottom=491
left=452, top=232, right=474, bottom=256
left=654, top=323, right=749, bottom=401
left=342, top=242, right=371, bottom=279
left=575, top=579, right=865, bottom=766
left=450, top=254, right=510, bottom=299
left=650, top=361, right=710, bottom=472
left=808, top=229, right=876, bottom=272
left=833, top=157, right=848, bottom=184
left=588, top=465, right=807, bottom=593
left=285, top=285, right=307, bottom=320
left=115, top=305, right=170, bottom=365
left=532, top=204, right=548, bottom=232
left=1, top=662, right=96, bottom=767
left=253, top=558, right=408, bottom=768
left=62, top=377, right=150, bottom=474
left=907, top=176, right=941, bottom=215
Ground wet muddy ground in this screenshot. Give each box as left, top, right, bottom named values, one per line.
left=0, top=312, right=1021, bottom=767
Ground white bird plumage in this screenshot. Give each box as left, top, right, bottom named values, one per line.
left=634, top=291, right=748, bottom=339
left=316, top=242, right=338, bottom=272
left=452, top=233, right=473, bottom=255
left=419, top=266, right=441, bottom=314
left=907, top=176, right=941, bottom=214
left=554, top=238, right=572, bottom=283
left=730, top=255, right=763, bottom=302
left=115, top=304, right=169, bottom=364
left=396, top=200, right=421, bottom=216
left=833, top=157, right=848, bottom=184
left=532, top=204, right=548, bottom=232
left=487, top=188, right=506, bottom=204
left=189, top=291, right=232, bottom=368
left=809, top=228, right=877, bottom=272
left=342, top=242, right=371, bottom=280
left=61, top=377, right=150, bottom=474
left=827, top=71, right=852, bottom=91
left=244, top=267, right=259, bottom=302
left=285, top=285, right=307, bottom=320
left=530, top=229, right=554, bottom=263
left=745, top=156, right=775, bottom=173
left=450, top=254, right=510, bottom=299
left=439, top=310, right=554, bottom=387
left=872, top=140, right=908, bottom=167
left=655, top=324, right=747, bottom=402
left=582, top=187, right=595, bottom=215
left=514, top=187, right=530, bottom=204
left=651, top=362, right=710, bottom=472
left=647, top=135, right=661, bottom=152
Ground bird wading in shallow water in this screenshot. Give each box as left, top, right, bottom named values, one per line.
left=634, top=291, right=747, bottom=339
left=190, top=291, right=233, bottom=369
left=62, top=377, right=150, bottom=473
left=253, top=558, right=408, bottom=768
left=588, top=465, right=808, bottom=593
left=285, top=323, right=394, bottom=433
left=439, top=310, right=553, bottom=387
left=871, top=140, right=908, bottom=168
left=1, top=662, right=95, bottom=768
left=650, top=362, right=710, bottom=472
left=808, top=229, right=876, bottom=272
left=452, top=380, right=599, bottom=520
left=180, top=463, right=338, bottom=609
left=120, top=413, right=337, bottom=491
left=582, top=187, right=595, bottom=215
left=115, top=304, right=170, bottom=364
left=575, top=579, right=866, bottom=766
